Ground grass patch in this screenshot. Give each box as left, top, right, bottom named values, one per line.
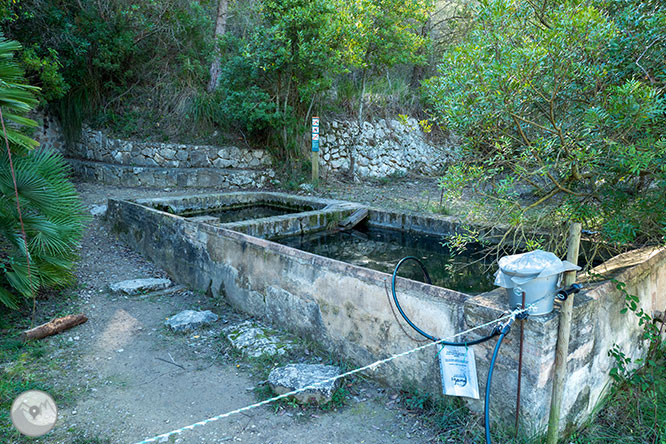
left=0, top=289, right=87, bottom=443
left=569, top=347, right=666, bottom=443
left=0, top=309, right=60, bottom=442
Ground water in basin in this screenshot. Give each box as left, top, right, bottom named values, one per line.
left=279, top=226, right=496, bottom=294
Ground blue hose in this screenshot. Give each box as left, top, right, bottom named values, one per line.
left=391, top=256, right=514, bottom=444
left=485, top=320, right=512, bottom=444
left=391, top=256, right=499, bottom=345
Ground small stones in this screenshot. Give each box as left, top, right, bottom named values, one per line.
left=298, top=183, right=315, bottom=194
left=165, top=310, right=219, bottom=332
left=109, top=278, right=172, bottom=295
left=90, top=204, right=107, bottom=217
left=268, top=364, right=341, bottom=404
left=224, top=321, right=293, bottom=358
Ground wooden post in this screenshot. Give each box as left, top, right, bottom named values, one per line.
left=546, top=222, right=582, bottom=444
left=312, top=150, right=319, bottom=184
left=311, top=116, right=320, bottom=184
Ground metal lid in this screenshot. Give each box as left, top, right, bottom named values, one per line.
left=494, top=249, right=581, bottom=287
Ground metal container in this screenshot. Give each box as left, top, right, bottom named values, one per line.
left=494, top=250, right=580, bottom=316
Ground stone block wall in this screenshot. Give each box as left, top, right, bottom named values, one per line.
left=70, top=128, right=271, bottom=170
left=29, top=111, right=456, bottom=186
left=31, top=111, right=66, bottom=154
left=319, top=117, right=454, bottom=177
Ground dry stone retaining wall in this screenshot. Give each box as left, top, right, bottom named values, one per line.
left=31, top=111, right=66, bottom=154
left=71, top=128, right=271, bottom=170
left=320, top=117, right=454, bottom=177
left=32, top=111, right=456, bottom=186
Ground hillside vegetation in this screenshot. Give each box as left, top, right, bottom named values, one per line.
left=1, top=0, right=664, bottom=248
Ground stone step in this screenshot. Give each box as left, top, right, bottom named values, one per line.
left=67, top=159, right=274, bottom=189
left=109, top=278, right=172, bottom=295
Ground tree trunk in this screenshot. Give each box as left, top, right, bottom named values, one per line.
left=409, top=17, right=431, bottom=88
left=21, top=314, right=88, bottom=341
left=349, top=71, right=367, bottom=179
left=207, top=0, right=229, bottom=93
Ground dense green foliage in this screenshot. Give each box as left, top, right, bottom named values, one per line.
left=216, top=0, right=354, bottom=159
left=425, top=0, right=666, bottom=250
left=0, top=36, right=86, bottom=309
left=217, top=0, right=432, bottom=161
left=1, top=0, right=433, bottom=159
left=2, top=0, right=213, bottom=141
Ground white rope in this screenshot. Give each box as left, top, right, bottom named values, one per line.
left=133, top=306, right=526, bottom=444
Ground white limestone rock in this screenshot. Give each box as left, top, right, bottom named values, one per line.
left=109, top=278, right=172, bottom=295
left=224, top=321, right=293, bottom=358
left=165, top=310, right=218, bottom=332
left=268, top=364, right=341, bottom=404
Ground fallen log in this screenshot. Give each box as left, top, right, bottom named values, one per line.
left=21, top=314, right=88, bottom=341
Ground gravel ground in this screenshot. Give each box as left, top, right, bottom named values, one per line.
left=16, top=179, right=448, bottom=444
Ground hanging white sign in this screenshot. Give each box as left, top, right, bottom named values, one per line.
left=438, top=345, right=480, bottom=399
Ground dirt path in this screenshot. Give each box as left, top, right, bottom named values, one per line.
left=27, top=182, right=440, bottom=444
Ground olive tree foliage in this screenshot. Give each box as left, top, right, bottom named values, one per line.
left=342, top=0, right=433, bottom=176
left=425, top=0, right=666, bottom=255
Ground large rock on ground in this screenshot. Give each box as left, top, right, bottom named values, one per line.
left=165, top=310, right=219, bottom=332
left=269, top=364, right=342, bottom=404
left=109, top=278, right=171, bottom=295
left=224, top=321, right=293, bottom=358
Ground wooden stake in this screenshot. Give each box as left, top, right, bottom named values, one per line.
left=546, top=223, right=582, bottom=444
left=311, top=150, right=319, bottom=184
left=21, top=314, right=88, bottom=341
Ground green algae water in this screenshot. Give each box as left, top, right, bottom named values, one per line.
left=280, top=226, right=496, bottom=294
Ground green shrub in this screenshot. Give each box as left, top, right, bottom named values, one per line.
left=2, top=0, right=213, bottom=142
left=424, top=0, right=666, bottom=251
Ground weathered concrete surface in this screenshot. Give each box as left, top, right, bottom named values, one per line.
left=136, top=191, right=334, bottom=215
left=136, top=192, right=363, bottom=240
left=465, top=246, right=666, bottom=435
left=165, top=310, right=218, bottom=332
left=106, top=193, right=666, bottom=434
left=109, top=278, right=172, bottom=295
left=224, top=321, right=293, bottom=358
left=269, top=364, right=341, bottom=404
left=106, top=196, right=469, bottom=401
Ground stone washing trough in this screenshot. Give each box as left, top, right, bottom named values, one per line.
left=106, top=191, right=666, bottom=434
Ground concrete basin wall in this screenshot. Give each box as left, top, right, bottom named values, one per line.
left=135, top=191, right=335, bottom=215
left=465, top=247, right=666, bottom=434
left=106, top=194, right=666, bottom=435
left=107, top=198, right=476, bottom=395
